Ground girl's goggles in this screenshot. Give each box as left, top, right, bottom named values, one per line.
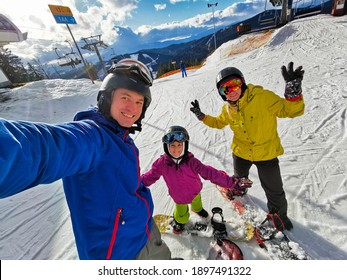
left=162, top=131, right=188, bottom=144
left=219, top=78, right=242, bottom=95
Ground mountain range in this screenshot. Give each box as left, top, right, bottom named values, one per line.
left=51, top=1, right=334, bottom=80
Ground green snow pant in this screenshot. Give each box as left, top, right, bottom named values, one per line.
left=173, top=193, right=203, bottom=224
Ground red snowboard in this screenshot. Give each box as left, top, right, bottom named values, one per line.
left=208, top=238, right=243, bottom=260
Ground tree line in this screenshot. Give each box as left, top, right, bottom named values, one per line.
left=0, top=48, right=47, bottom=86
left=0, top=48, right=101, bottom=87
left=1, top=46, right=202, bottom=86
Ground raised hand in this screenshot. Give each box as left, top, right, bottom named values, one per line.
left=190, top=99, right=205, bottom=120
left=281, top=62, right=304, bottom=101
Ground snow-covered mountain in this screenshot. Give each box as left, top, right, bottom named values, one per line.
left=101, top=2, right=267, bottom=56
left=47, top=2, right=335, bottom=80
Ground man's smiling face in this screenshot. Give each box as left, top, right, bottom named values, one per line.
left=110, top=88, right=144, bottom=128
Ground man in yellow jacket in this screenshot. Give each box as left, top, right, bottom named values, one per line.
left=190, top=62, right=305, bottom=230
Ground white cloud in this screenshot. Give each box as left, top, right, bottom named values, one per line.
left=135, top=25, right=153, bottom=35
left=2, top=0, right=141, bottom=60
left=154, top=4, right=167, bottom=11
left=169, top=0, right=188, bottom=4
left=3, top=0, right=264, bottom=64
left=135, top=2, right=257, bottom=35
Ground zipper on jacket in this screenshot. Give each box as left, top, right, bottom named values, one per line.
left=123, top=130, right=129, bottom=141
left=106, top=208, right=122, bottom=259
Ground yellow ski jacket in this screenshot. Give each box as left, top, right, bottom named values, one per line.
left=202, top=84, right=305, bottom=162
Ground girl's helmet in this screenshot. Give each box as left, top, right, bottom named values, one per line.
left=162, top=125, right=189, bottom=159
left=216, top=67, right=247, bottom=101
left=97, top=58, right=152, bottom=132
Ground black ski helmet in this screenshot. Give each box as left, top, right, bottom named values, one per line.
left=162, top=125, right=189, bottom=159
left=216, top=67, right=247, bottom=101
left=97, top=58, right=152, bottom=132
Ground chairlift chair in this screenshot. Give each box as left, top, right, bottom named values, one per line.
left=54, top=41, right=82, bottom=68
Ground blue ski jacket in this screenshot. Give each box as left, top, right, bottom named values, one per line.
left=0, top=108, right=153, bottom=259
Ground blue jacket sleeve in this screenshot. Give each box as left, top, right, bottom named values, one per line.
left=0, top=118, right=103, bottom=198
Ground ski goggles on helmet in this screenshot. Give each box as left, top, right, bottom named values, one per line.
left=108, top=58, right=153, bottom=86
left=162, top=131, right=188, bottom=144
left=218, top=78, right=242, bottom=95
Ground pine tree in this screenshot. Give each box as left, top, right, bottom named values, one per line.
left=0, top=48, right=36, bottom=84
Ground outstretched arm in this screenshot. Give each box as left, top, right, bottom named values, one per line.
left=0, top=119, right=103, bottom=198
left=141, top=158, right=163, bottom=187
left=191, top=157, right=252, bottom=189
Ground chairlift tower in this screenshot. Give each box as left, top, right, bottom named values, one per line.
left=81, top=34, right=108, bottom=76
left=207, top=3, right=218, bottom=51
left=48, top=4, right=94, bottom=83
left=280, top=0, right=289, bottom=25
left=269, top=0, right=293, bottom=25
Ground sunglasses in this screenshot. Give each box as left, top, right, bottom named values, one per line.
left=162, top=131, right=188, bottom=144
left=108, top=58, right=153, bottom=86
left=219, top=78, right=242, bottom=95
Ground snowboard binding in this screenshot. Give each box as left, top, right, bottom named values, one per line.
left=211, top=207, right=227, bottom=240
left=255, top=213, right=285, bottom=248
left=209, top=207, right=244, bottom=260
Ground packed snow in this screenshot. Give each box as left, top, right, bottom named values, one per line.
left=0, top=15, right=347, bottom=263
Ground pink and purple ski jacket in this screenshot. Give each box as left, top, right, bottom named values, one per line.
left=141, top=152, right=235, bottom=204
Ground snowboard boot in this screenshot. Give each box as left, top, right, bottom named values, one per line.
left=281, top=214, right=293, bottom=230
left=171, top=219, right=185, bottom=234
left=193, top=208, right=209, bottom=218
left=268, top=211, right=293, bottom=231
left=211, top=207, right=227, bottom=240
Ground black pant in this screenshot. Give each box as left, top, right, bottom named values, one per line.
left=232, top=153, right=288, bottom=216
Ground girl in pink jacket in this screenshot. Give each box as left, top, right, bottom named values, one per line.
left=141, top=125, right=251, bottom=234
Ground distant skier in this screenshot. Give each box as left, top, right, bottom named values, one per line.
left=190, top=62, right=305, bottom=230
left=141, top=125, right=252, bottom=234
left=180, top=60, right=187, bottom=77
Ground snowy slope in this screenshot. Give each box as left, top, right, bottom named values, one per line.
left=0, top=14, right=346, bottom=260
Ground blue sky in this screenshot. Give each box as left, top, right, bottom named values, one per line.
left=71, top=0, right=239, bottom=29
left=1, top=0, right=325, bottom=71
left=3, top=0, right=244, bottom=39
left=125, top=0, right=238, bottom=29
left=3, top=0, right=256, bottom=61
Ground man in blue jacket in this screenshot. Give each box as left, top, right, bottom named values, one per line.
left=0, top=59, right=171, bottom=260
